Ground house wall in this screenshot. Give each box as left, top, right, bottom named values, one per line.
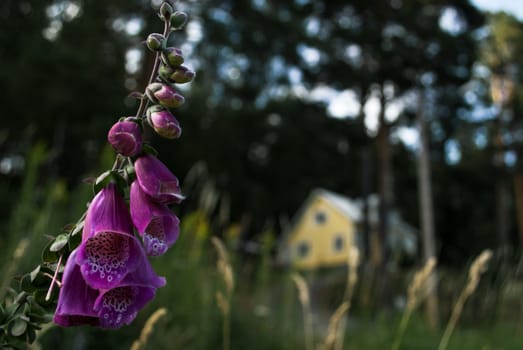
left=287, top=196, right=356, bottom=269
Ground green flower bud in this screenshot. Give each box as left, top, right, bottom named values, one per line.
left=146, top=33, right=165, bottom=51
left=161, top=47, right=184, bottom=67
left=171, top=11, right=188, bottom=29
left=158, top=64, right=195, bottom=84
left=159, top=2, right=174, bottom=21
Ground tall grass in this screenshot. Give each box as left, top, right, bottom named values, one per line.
left=3, top=152, right=520, bottom=349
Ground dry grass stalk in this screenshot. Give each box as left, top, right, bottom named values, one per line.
left=392, top=257, right=437, bottom=350
left=334, top=246, right=361, bottom=350
left=211, top=236, right=235, bottom=350
left=292, top=273, right=314, bottom=350
left=437, top=249, right=492, bottom=350
left=321, top=302, right=349, bottom=350
left=130, top=308, right=168, bottom=350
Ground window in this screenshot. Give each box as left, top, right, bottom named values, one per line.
left=333, top=235, right=344, bottom=252
left=297, top=241, right=310, bottom=258
left=315, top=211, right=327, bottom=224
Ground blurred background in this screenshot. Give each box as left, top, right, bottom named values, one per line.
left=1, top=0, right=523, bottom=348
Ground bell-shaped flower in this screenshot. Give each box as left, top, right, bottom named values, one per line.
left=93, top=247, right=166, bottom=328
left=135, top=155, right=185, bottom=204
left=130, top=181, right=180, bottom=256
left=76, top=184, right=143, bottom=290
left=54, top=249, right=100, bottom=327
left=147, top=106, right=182, bottom=139
left=107, top=120, right=142, bottom=157
left=54, top=248, right=166, bottom=329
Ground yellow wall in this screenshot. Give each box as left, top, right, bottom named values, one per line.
left=287, top=196, right=356, bottom=269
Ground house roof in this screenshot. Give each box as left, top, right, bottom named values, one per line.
left=314, top=189, right=362, bottom=221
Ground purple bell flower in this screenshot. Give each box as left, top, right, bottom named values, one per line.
left=93, top=248, right=166, bottom=328
left=135, top=155, right=185, bottom=204
left=76, top=184, right=143, bottom=290
left=107, top=120, right=142, bottom=157
left=147, top=106, right=182, bottom=139
left=130, top=181, right=180, bottom=256
left=54, top=249, right=100, bottom=327
left=54, top=248, right=165, bottom=329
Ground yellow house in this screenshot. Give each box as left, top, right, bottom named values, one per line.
left=279, top=189, right=362, bottom=269
left=279, top=189, right=417, bottom=270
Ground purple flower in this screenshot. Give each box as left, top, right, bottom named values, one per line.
left=54, top=249, right=100, bottom=327
left=145, top=82, right=185, bottom=108
left=147, top=106, right=182, bottom=139
left=93, top=248, right=165, bottom=328
left=76, top=184, right=143, bottom=290
left=130, top=181, right=180, bottom=256
left=135, top=155, right=185, bottom=204
left=107, top=120, right=142, bottom=157
left=54, top=248, right=165, bottom=329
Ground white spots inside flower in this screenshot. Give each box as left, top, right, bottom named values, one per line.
left=144, top=217, right=168, bottom=255
left=101, top=287, right=138, bottom=326
left=144, top=233, right=168, bottom=256
left=84, top=232, right=130, bottom=282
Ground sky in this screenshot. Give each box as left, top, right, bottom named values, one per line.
left=471, top=0, right=523, bottom=20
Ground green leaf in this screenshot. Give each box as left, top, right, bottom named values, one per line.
left=8, top=319, right=27, bottom=337
left=42, top=241, right=59, bottom=263
left=26, top=325, right=36, bottom=344
left=20, top=275, right=35, bottom=293
left=49, top=234, right=68, bottom=252
left=29, top=266, right=40, bottom=283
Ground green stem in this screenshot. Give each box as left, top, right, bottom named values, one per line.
left=135, top=18, right=171, bottom=119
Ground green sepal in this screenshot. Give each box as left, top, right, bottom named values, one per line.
left=93, top=170, right=128, bottom=195
left=70, top=220, right=84, bottom=236
left=93, top=170, right=112, bottom=194
left=111, top=170, right=128, bottom=196
left=142, top=143, right=159, bottom=157
left=68, top=232, right=81, bottom=251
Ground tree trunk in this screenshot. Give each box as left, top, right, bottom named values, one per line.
left=416, top=89, right=439, bottom=328
left=494, top=105, right=510, bottom=259
left=376, top=85, right=392, bottom=306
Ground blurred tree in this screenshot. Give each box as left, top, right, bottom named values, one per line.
left=479, top=12, right=523, bottom=259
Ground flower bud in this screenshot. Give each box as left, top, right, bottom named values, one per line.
left=146, top=33, right=165, bottom=51
left=161, top=47, right=184, bottom=67
left=159, top=2, right=174, bottom=21
left=145, top=82, right=185, bottom=108
left=171, top=11, right=188, bottom=29
left=108, top=120, right=143, bottom=157
left=147, top=105, right=181, bottom=139
left=158, top=64, right=195, bottom=84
